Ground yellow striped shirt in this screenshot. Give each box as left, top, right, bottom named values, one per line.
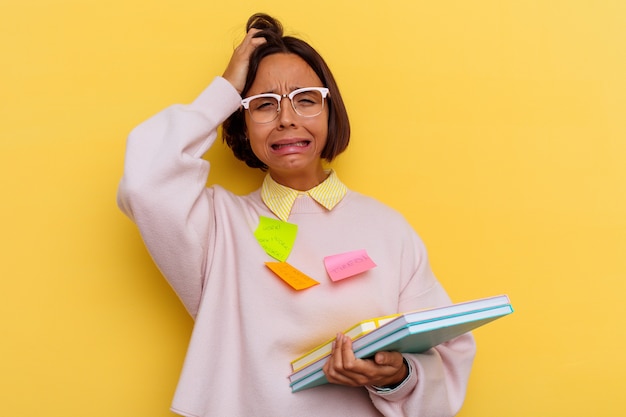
left=261, top=170, right=348, bottom=221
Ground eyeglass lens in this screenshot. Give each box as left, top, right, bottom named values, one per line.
left=248, top=90, right=325, bottom=123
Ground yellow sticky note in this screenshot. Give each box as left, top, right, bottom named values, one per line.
left=265, top=262, right=320, bottom=291
left=254, top=216, right=298, bottom=262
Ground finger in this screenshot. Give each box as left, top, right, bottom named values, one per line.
left=339, top=333, right=356, bottom=362
left=324, top=333, right=352, bottom=379
left=236, top=29, right=266, bottom=57
left=245, top=27, right=263, bottom=37
left=323, top=337, right=338, bottom=377
left=372, top=352, right=408, bottom=386
left=324, top=334, right=354, bottom=383
left=331, top=333, right=346, bottom=367
left=324, top=334, right=372, bottom=386
left=375, top=351, right=397, bottom=366
left=334, top=333, right=361, bottom=370
left=241, top=29, right=264, bottom=46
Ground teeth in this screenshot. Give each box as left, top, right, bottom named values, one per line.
left=273, top=141, right=309, bottom=149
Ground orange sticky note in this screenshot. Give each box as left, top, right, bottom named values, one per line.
left=265, top=262, right=320, bottom=290
left=324, top=249, right=376, bottom=281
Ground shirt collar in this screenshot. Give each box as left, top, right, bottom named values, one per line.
left=261, top=170, right=348, bottom=221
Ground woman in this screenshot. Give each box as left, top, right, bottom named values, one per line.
left=118, top=13, right=476, bottom=417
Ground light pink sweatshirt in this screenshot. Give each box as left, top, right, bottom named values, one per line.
left=117, top=77, right=476, bottom=417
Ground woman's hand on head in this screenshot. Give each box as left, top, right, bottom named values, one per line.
left=222, top=28, right=266, bottom=94
left=322, top=333, right=409, bottom=388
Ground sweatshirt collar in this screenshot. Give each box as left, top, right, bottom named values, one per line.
left=261, top=170, right=347, bottom=221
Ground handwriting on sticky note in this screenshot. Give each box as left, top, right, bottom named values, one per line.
left=324, top=249, right=376, bottom=281
left=265, top=262, right=320, bottom=290
left=254, top=216, right=298, bottom=262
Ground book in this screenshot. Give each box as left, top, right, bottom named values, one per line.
left=289, top=295, right=513, bottom=392
left=289, top=294, right=511, bottom=384
left=291, top=313, right=400, bottom=371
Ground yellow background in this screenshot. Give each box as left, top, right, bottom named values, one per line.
left=1, top=0, right=624, bottom=415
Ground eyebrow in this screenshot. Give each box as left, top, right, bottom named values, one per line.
left=258, top=86, right=306, bottom=95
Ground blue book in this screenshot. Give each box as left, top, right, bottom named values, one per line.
left=289, top=294, right=511, bottom=384
left=289, top=295, right=513, bottom=392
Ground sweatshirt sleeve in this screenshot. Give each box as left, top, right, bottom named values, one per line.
left=367, top=230, right=477, bottom=417
left=117, top=77, right=241, bottom=318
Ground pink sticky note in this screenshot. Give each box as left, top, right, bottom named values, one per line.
left=324, top=249, right=376, bottom=281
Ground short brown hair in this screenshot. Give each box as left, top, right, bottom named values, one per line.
left=222, top=13, right=351, bottom=170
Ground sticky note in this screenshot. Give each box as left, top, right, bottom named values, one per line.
left=254, top=216, right=298, bottom=262
left=265, top=262, right=320, bottom=290
left=324, top=249, right=377, bottom=281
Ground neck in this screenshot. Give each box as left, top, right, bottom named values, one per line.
left=269, top=166, right=329, bottom=191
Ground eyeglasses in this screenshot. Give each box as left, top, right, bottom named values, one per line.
left=241, top=87, right=329, bottom=124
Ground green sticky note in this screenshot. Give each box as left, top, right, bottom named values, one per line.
left=254, top=216, right=298, bottom=262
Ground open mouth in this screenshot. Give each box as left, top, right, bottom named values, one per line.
left=271, top=140, right=311, bottom=150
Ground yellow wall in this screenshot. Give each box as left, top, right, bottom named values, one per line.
left=1, top=1, right=624, bottom=415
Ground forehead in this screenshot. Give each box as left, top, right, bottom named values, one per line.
left=248, top=53, right=323, bottom=94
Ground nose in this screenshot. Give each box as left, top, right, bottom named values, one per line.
left=277, top=95, right=297, bottom=126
